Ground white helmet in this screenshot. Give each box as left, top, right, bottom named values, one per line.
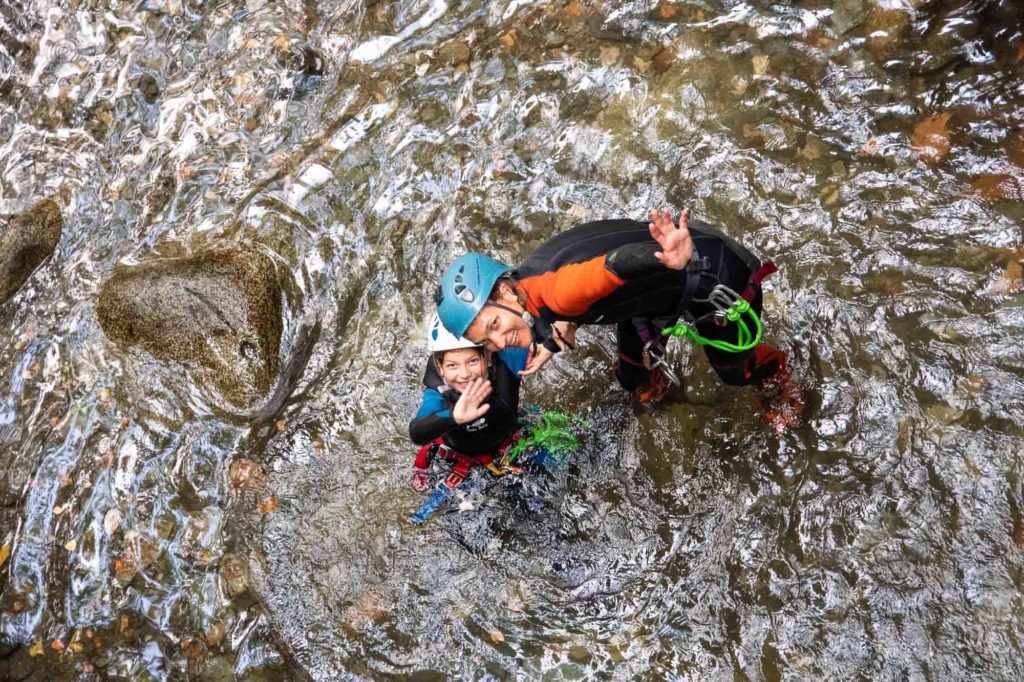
left=427, top=313, right=480, bottom=353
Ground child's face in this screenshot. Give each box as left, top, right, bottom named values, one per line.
left=438, top=348, right=487, bottom=392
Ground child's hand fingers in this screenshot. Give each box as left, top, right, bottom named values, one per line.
left=466, top=378, right=489, bottom=402
left=474, top=379, right=492, bottom=400
left=469, top=403, right=491, bottom=421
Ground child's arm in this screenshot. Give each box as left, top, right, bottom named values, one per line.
left=409, top=389, right=457, bottom=446
left=409, top=380, right=494, bottom=446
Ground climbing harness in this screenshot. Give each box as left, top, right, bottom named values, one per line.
left=661, top=284, right=763, bottom=353
left=626, top=254, right=776, bottom=392
left=415, top=432, right=523, bottom=491
left=653, top=253, right=777, bottom=359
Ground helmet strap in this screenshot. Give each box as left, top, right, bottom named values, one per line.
left=486, top=301, right=533, bottom=327
left=482, top=301, right=543, bottom=350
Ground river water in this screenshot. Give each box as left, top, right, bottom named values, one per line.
left=1, top=0, right=1023, bottom=679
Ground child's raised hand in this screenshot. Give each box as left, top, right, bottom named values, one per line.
left=649, top=207, right=693, bottom=270
left=452, top=377, right=492, bottom=424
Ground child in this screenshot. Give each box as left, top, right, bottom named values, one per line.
left=407, top=315, right=527, bottom=522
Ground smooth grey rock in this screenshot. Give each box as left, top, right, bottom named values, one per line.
left=96, top=248, right=282, bottom=407
left=830, top=0, right=868, bottom=35
left=0, top=198, right=62, bottom=304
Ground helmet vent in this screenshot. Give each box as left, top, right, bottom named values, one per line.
left=453, top=272, right=475, bottom=302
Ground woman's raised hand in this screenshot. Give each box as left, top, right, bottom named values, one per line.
left=649, top=207, right=693, bottom=270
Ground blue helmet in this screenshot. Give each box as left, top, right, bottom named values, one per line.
left=436, top=253, right=510, bottom=338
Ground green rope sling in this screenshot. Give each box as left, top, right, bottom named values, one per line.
left=660, top=285, right=763, bottom=353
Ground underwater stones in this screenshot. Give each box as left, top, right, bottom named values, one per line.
left=136, top=74, right=160, bottom=103
left=865, top=6, right=910, bottom=60
left=1008, top=129, right=1024, bottom=168
left=542, top=30, right=565, bottom=49
left=219, top=553, right=250, bottom=597
left=437, top=39, right=471, bottom=67
left=829, top=0, right=868, bottom=35
left=96, top=248, right=282, bottom=407
left=0, top=646, right=37, bottom=682
left=800, top=134, right=827, bottom=161
left=0, top=198, right=63, bottom=305
left=911, top=112, right=952, bottom=163
left=652, top=46, right=675, bottom=74
left=276, top=44, right=325, bottom=77
left=229, top=459, right=267, bottom=491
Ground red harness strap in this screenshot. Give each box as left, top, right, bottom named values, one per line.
left=417, top=432, right=521, bottom=490
left=741, top=260, right=777, bottom=302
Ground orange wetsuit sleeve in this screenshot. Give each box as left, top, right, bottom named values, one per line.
left=517, top=255, right=625, bottom=318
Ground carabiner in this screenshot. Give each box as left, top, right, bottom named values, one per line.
left=642, top=340, right=681, bottom=386
left=707, top=284, right=742, bottom=314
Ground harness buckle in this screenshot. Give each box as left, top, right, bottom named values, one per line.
left=443, top=472, right=465, bottom=489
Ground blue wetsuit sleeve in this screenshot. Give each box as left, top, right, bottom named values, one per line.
left=409, top=389, right=457, bottom=445
left=497, top=348, right=528, bottom=376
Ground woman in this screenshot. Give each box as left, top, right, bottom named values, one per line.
left=434, top=208, right=802, bottom=428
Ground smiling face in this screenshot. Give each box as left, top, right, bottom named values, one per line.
left=464, top=283, right=532, bottom=351
left=436, top=348, right=488, bottom=392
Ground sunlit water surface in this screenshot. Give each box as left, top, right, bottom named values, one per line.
left=1, top=0, right=1023, bottom=678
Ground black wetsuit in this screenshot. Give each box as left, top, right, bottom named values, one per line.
left=409, top=349, right=526, bottom=458
left=513, top=219, right=781, bottom=390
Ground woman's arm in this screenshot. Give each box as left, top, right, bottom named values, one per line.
left=519, top=208, right=693, bottom=319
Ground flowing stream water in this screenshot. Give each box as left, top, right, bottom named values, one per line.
left=2, top=0, right=1024, bottom=679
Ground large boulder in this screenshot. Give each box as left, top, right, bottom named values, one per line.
left=96, top=248, right=283, bottom=407
left=0, top=198, right=63, bottom=304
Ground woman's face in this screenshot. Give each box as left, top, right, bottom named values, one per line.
left=437, top=348, right=487, bottom=392
left=465, top=285, right=532, bottom=351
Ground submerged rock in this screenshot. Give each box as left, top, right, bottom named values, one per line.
left=829, top=0, right=868, bottom=35
left=865, top=6, right=910, bottom=60
left=96, top=248, right=282, bottom=407
left=277, top=44, right=325, bottom=77
left=437, top=39, right=471, bottom=67
left=0, top=198, right=63, bottom=305
left=220, top=553, right=250, bottom=597
left=137, top=74, right=160, bottom=103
